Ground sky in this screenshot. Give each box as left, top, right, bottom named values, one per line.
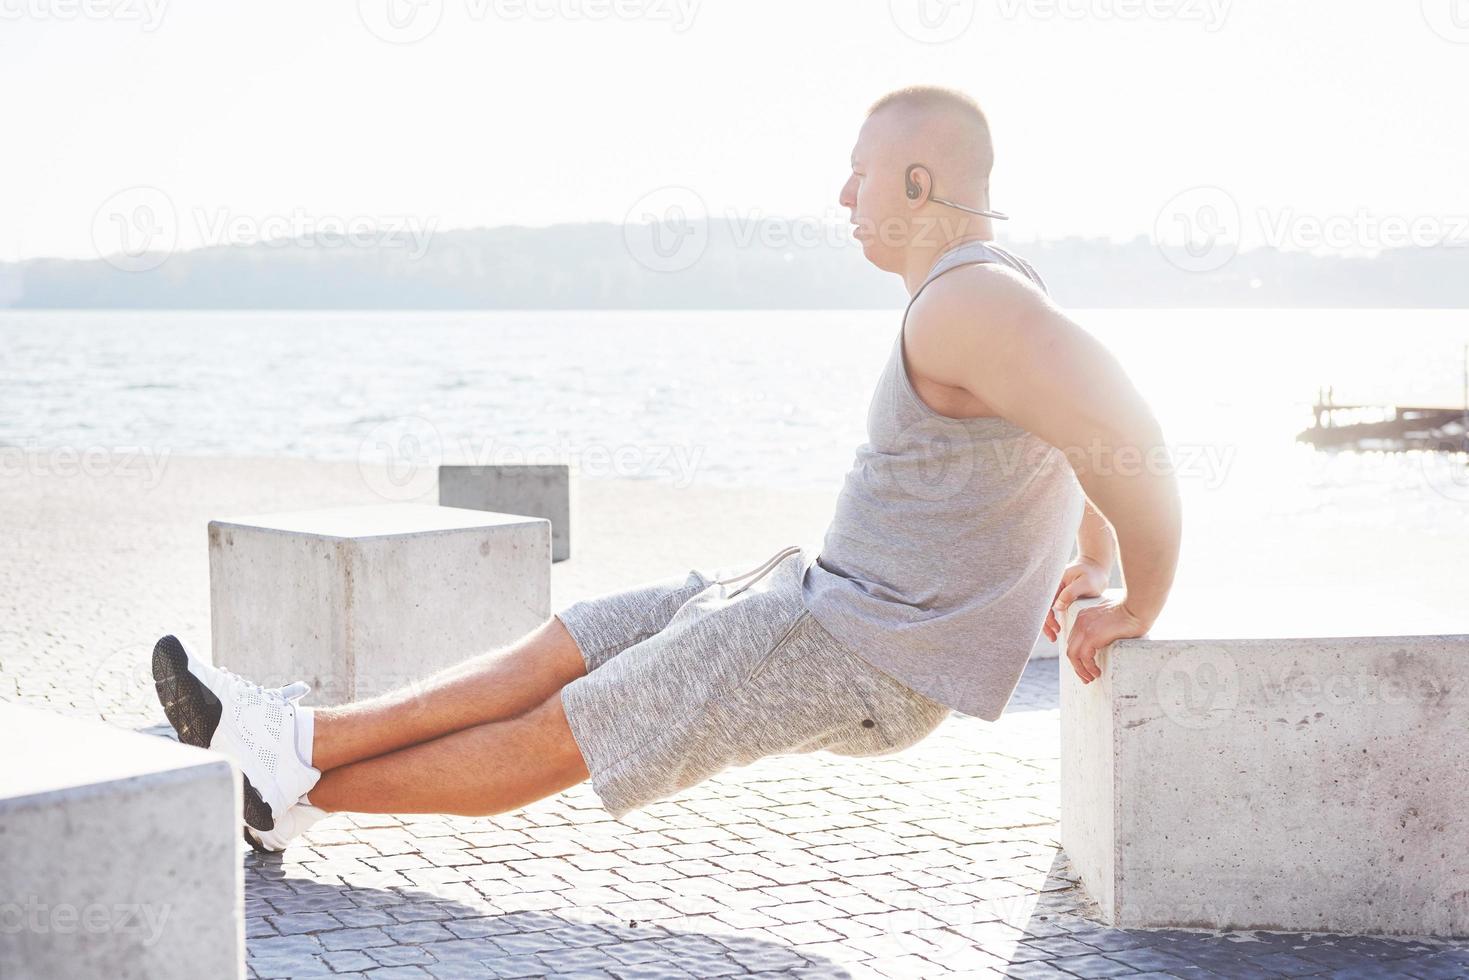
left=2, top=0, right=1467, bottom=262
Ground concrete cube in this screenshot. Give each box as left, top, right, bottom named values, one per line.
left=439, top=464, right=573, bottom=562
left=0, top=703, right=242, bottom=979
left=210, top=504, right=550, bottom=705
left=1059, top=591, right=1469, bottom=937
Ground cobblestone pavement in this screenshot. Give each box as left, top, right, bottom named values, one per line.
left=5, top=461, right=1468, bottom=978
left=19, top=658, right=1469, bottom=980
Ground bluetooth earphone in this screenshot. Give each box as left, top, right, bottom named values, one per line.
left=904, top=164, right=1010, bottom=221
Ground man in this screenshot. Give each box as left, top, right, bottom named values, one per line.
left=152, top=85, right=1180, bottom=851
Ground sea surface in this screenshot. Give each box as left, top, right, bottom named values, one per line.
left=2, top=309, right=1467, bottom=524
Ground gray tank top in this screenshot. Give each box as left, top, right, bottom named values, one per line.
left=800, top=239, right=1085, bottom=721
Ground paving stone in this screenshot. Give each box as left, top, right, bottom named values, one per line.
left=319, top=927, right=398, bottom=951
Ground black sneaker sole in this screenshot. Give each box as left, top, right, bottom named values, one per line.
left=151, top=634, right=276, bottom=832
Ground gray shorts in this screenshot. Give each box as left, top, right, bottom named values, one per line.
left=555, top=544, right=952, bottom=820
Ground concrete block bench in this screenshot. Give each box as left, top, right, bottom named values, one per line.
left=0, top=702, right=242, bottom=979
left=209, top=504, right=551, bottom=705
left=1058, top=590, right=1469, bottom=937
left=439, top=464, right=573, bottom=562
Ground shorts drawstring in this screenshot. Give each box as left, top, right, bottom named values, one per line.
left=714, top=544, right=803, bottom=598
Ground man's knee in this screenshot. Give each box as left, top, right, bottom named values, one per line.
left=538, top=688, right=591, bottom=784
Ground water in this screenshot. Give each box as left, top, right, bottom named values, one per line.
left=2, top=309, right=1467, bottom=520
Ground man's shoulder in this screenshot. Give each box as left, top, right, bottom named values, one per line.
left=910, top=260, right=1046, bottom=329
left=904, top=261, right=1051, bottom=368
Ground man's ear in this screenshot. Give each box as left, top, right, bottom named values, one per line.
left=904, top=164, right=931, bottom=209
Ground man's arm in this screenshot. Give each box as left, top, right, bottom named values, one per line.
left=904, top=264, right=1183, bottom=681
left=1076, top=496, right=1117, bottom=572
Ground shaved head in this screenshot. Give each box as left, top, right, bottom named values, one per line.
left=865, top=85, right=996, bottom=196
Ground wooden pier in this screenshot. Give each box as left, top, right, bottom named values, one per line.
left=1297, top=345, right=1469, bottom=452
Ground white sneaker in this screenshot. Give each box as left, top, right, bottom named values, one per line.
left=245, top=799, right=328, bottom=853
left=151, top=634, right=321, bottom=832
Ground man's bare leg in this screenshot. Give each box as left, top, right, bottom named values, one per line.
left=307, top=688, right=590, bottom=816
left=310, top=614, right=587, bottom=772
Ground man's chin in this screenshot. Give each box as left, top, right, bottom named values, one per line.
left=857, top=239, right=897, bottom=272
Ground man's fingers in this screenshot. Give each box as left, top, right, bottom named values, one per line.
left=1067, top=618, right=1101, bottom=683
left=1080, top=643, right=1100, bottom=682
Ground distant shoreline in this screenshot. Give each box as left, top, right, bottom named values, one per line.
left=6, top=222, right=1467, bottom=309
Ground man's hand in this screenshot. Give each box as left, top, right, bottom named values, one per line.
left=1043, top=557, right=1110, bottom=644
left=1060, top=594, right=1150, bottom=684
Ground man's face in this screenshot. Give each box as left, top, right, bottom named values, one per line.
left=839, top=112, right=911, bottom=273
